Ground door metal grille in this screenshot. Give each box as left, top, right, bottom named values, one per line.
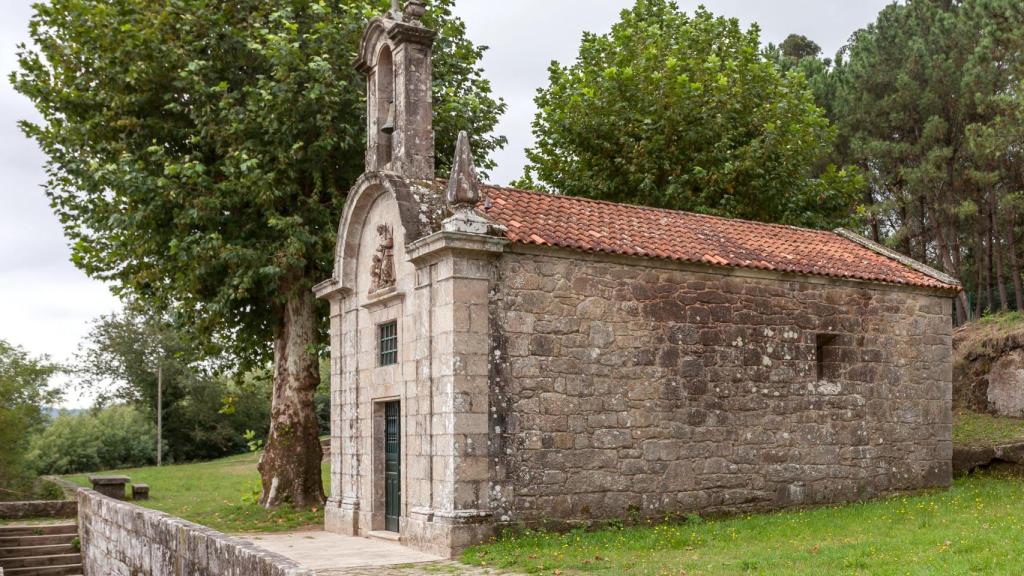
left=384, top=401, right=401, bottom=532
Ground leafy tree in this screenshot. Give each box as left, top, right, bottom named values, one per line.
left=29, top=405, right=157, bottom=475
left=780, top=34, right=822, bottom=60
left=189, top=371, right=274, bottom=461
left=0, top=340, right=60, bottom=497
left=77, top=306, right=275, bottom=463
left=831, top=0, right=1024, bottom=321
left=13, top=0, right=504, bottom=506
left=767, top=35, right=837, bottom=119
left=76, top=304, right=220, bottom=407
left=519, top=0, right=861, bottom=229
left=959, top=0, right=1024, bottom=314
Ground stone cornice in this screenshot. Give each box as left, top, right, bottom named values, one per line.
left=506, top=243, right=958, bottom=298
left=834, top=228, right=962, bottom=290
left=361, top=286, right=405, bottom=310
left=313, top=278, right=350, bottom=300
left=407, top=230, right=509, bottom=264
left=387, top=21, right=437, bottom=47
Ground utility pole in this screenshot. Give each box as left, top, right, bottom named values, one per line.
left=157, top=363, right=163, bottom=467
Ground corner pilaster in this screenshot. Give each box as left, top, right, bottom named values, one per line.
left=314, top=280, right=359, bottom=536
left=404, top=231, right=507, bottom=556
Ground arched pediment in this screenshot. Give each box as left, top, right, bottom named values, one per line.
left=354, top=18, right=391, bottom=74
left=331, top=173, right=446, bottom=292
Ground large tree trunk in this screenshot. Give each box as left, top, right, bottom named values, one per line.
left=993, top=208, right=1009, bottom=312
left=935, top=218, right=969, bottom=324
left=899, top=203, right=912, bottom=256
left=258, top=285, right=324, bottom=508
left=918, top=194, right=929, bottom=264
left=1007, top=213, right=1023, bottom=311
left=985, top=211, right=995, bottom=314
left=976, top=224, right=988, bottom=318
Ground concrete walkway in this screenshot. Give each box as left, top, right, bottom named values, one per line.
left=238, top=530, right=506, bottom=575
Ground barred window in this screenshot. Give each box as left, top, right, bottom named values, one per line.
left=379, top=321, right=398, bottom=366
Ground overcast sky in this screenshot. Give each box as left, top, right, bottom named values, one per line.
left=0, top=0, right=891, bottom=407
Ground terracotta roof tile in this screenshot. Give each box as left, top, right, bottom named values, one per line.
left=476, top=186, right=959, bottom=292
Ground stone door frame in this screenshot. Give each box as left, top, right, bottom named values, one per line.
left=371, top=396, right=402, bottom=532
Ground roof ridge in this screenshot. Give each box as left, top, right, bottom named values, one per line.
left=481, top=184, right=835, bottom=237
left=833, top=228, right=962, bottom=287
left=474, top=182, right=960, bottom=292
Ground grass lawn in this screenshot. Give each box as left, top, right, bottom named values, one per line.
left=464, top=471, right=1024, bottom=575
left=953, top=410, right=1024, bottom=447
left=65, top=453, right=329, bottom=533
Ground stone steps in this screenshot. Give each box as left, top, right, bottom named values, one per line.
left=0, top=536, right=71, bottom=549
left=1, top=561, right=80, bottom=569
left=0, top=545, right=76, bottom=560
left=0, top=524, right=81, bottom=576
left=2, top=554, right=80, bottom=570
left=0, top=527, right=76, bottom=538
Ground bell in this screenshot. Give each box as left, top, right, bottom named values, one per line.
left=381, top=100, right=396, bottom=135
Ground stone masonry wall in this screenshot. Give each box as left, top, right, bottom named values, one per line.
left=0, top=500, right=76, bottom=520
left=489, top=248, right=953, bottom=525
left=77, top=488, right=313, bottom=576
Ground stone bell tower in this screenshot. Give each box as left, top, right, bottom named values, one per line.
left=317, top=0, right=507, bottom=558
left=356, top=0, right=436, bottom=179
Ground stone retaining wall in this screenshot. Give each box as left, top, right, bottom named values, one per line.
left=0, top=500, right=77, bottom=519
left=76, top=488, right=314, bottom=576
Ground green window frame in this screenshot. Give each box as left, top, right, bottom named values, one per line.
left=379, top=321, right=398, bottom=366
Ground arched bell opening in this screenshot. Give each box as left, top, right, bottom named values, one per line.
left=376, top=45, right=396, bottom=168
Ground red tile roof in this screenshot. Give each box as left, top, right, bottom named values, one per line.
left=476, top=186, right=960, bottom=292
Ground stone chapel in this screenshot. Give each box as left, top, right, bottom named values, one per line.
left=313, top=1, right=961, bottom=557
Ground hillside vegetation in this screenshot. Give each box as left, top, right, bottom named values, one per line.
left=66, top=453, right=328, bottom=533
left=954, top=312, right=1024, bottom=363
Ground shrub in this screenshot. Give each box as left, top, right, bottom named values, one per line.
left=29, top=405, right=156, bottom=474
left=0, top=339, right=60, bottom=499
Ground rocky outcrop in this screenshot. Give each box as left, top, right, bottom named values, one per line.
left=954, top=321, right=1024, bottom=416
left=987, top=350, right=1024, bottom=416
left=953, top=442, right=1024, bottom=475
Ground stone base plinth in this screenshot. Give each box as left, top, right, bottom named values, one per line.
left=324, top=499, right=359, bottom=536
left=401, top=509, right=496, bottom=558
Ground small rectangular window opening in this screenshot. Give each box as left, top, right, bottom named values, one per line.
left=816, top=333, right=839, bottom=381
left=379, top=321, right=398, bottom=366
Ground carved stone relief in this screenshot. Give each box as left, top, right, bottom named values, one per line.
left=370, top=224, right=396, bottom=292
